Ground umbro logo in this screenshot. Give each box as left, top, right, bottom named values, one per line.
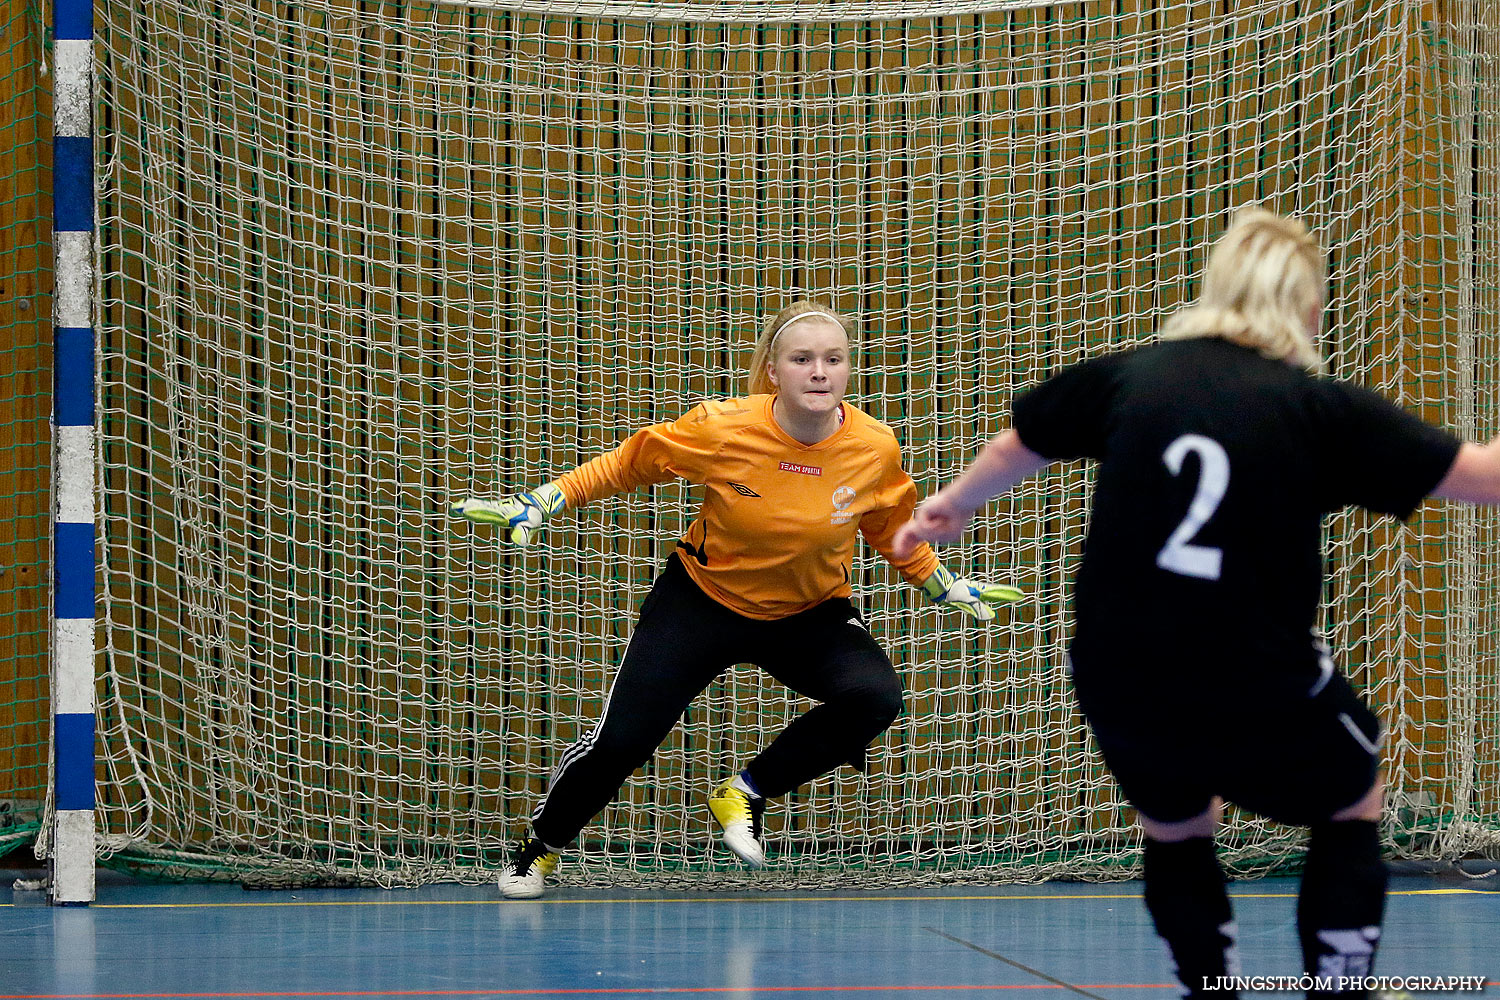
left=728, top=482, right=761, bottom=497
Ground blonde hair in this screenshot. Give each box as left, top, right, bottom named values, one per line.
left=747, top=299, right=856, bottom=395
left=1160, top=206, right=1327, bottom=372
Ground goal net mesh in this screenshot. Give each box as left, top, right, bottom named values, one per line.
left=81, top=0, right=1500, bottom=887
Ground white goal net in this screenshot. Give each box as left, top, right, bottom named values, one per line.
left=80, top=0, right=1500, bottom=887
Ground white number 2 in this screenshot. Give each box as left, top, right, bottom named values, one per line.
left=1156, top=434, right=1229, bottom=581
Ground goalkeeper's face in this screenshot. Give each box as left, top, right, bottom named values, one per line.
left=767, top=320, right=851, bottom=418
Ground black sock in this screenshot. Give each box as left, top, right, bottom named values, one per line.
left=1142, top=836, right=1239, bottom=998
left=1298, top=820, right=1387, bottom=995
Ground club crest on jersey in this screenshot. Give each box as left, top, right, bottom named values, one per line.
left=830, top=485, right=857, bottom=525
left=779, top=461, right=822, bottom=476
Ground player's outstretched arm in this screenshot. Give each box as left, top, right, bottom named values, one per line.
left=1432, top=440, right=1500, bottom=505
left=918, top=563, right=1023, bottom=622
left=450, top=482, right=567, bottom=546
left=892, top=429, right=1050, bottom=557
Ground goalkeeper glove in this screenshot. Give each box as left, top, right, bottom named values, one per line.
left=920, top=563, right=1024, bottom=621
left=450, top=482, right=566, bottom=546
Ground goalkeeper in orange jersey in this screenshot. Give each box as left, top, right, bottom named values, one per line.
left=452, top=299, right=1021, bottom=899
left=893, top=207, right=1500, bottom=998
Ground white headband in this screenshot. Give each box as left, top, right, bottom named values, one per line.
left=768, top=310, right=843, bottom=351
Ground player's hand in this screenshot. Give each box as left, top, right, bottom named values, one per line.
left=920, top=563, right=1023, bottom=622
left=449, top=483, right=566, bottom=546
left=892, top=494, right=976, bottom=557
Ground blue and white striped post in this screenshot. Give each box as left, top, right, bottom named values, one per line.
left=51, top=0, right=95, bottom=905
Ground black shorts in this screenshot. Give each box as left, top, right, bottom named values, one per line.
left=1071, top=646, right=1382, bottom=826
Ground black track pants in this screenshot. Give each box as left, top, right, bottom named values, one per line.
left=529, top=554, right=902, bottom=848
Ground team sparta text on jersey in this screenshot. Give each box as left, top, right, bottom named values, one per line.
left=556, top=395, right=939, bottom=620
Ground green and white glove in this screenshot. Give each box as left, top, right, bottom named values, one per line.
left=450, top=482, right=566, bottom=546
left=920, top=563, right=1024, bottom=622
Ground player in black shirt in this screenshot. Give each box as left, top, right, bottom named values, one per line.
left=893, top=208, right=1497, bottom=997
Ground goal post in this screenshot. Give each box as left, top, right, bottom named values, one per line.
left=47, top=0, right=1500, bottom=888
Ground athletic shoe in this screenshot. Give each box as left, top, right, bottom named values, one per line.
left=500, top=837, right=559, bottom=899
left=708, top=779, right=767, bottom=869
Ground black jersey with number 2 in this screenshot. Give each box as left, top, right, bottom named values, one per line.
left=1011, top=338, right=1460, bottom=681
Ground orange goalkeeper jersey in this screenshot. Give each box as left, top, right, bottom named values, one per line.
left=555, top=395, right=939, bottom=620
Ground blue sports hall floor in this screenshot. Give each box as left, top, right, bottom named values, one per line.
left=3, top=865, right=1496, bottom=998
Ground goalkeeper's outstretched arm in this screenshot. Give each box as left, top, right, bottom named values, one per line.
left=450, top=482, right=566, bottom=546
left=451, top=404, right=720, bottom=546
left=917, top=563, right=1024, bottom=622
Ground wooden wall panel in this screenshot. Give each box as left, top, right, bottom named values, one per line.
left=0, top=0, right=50, bottom=815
